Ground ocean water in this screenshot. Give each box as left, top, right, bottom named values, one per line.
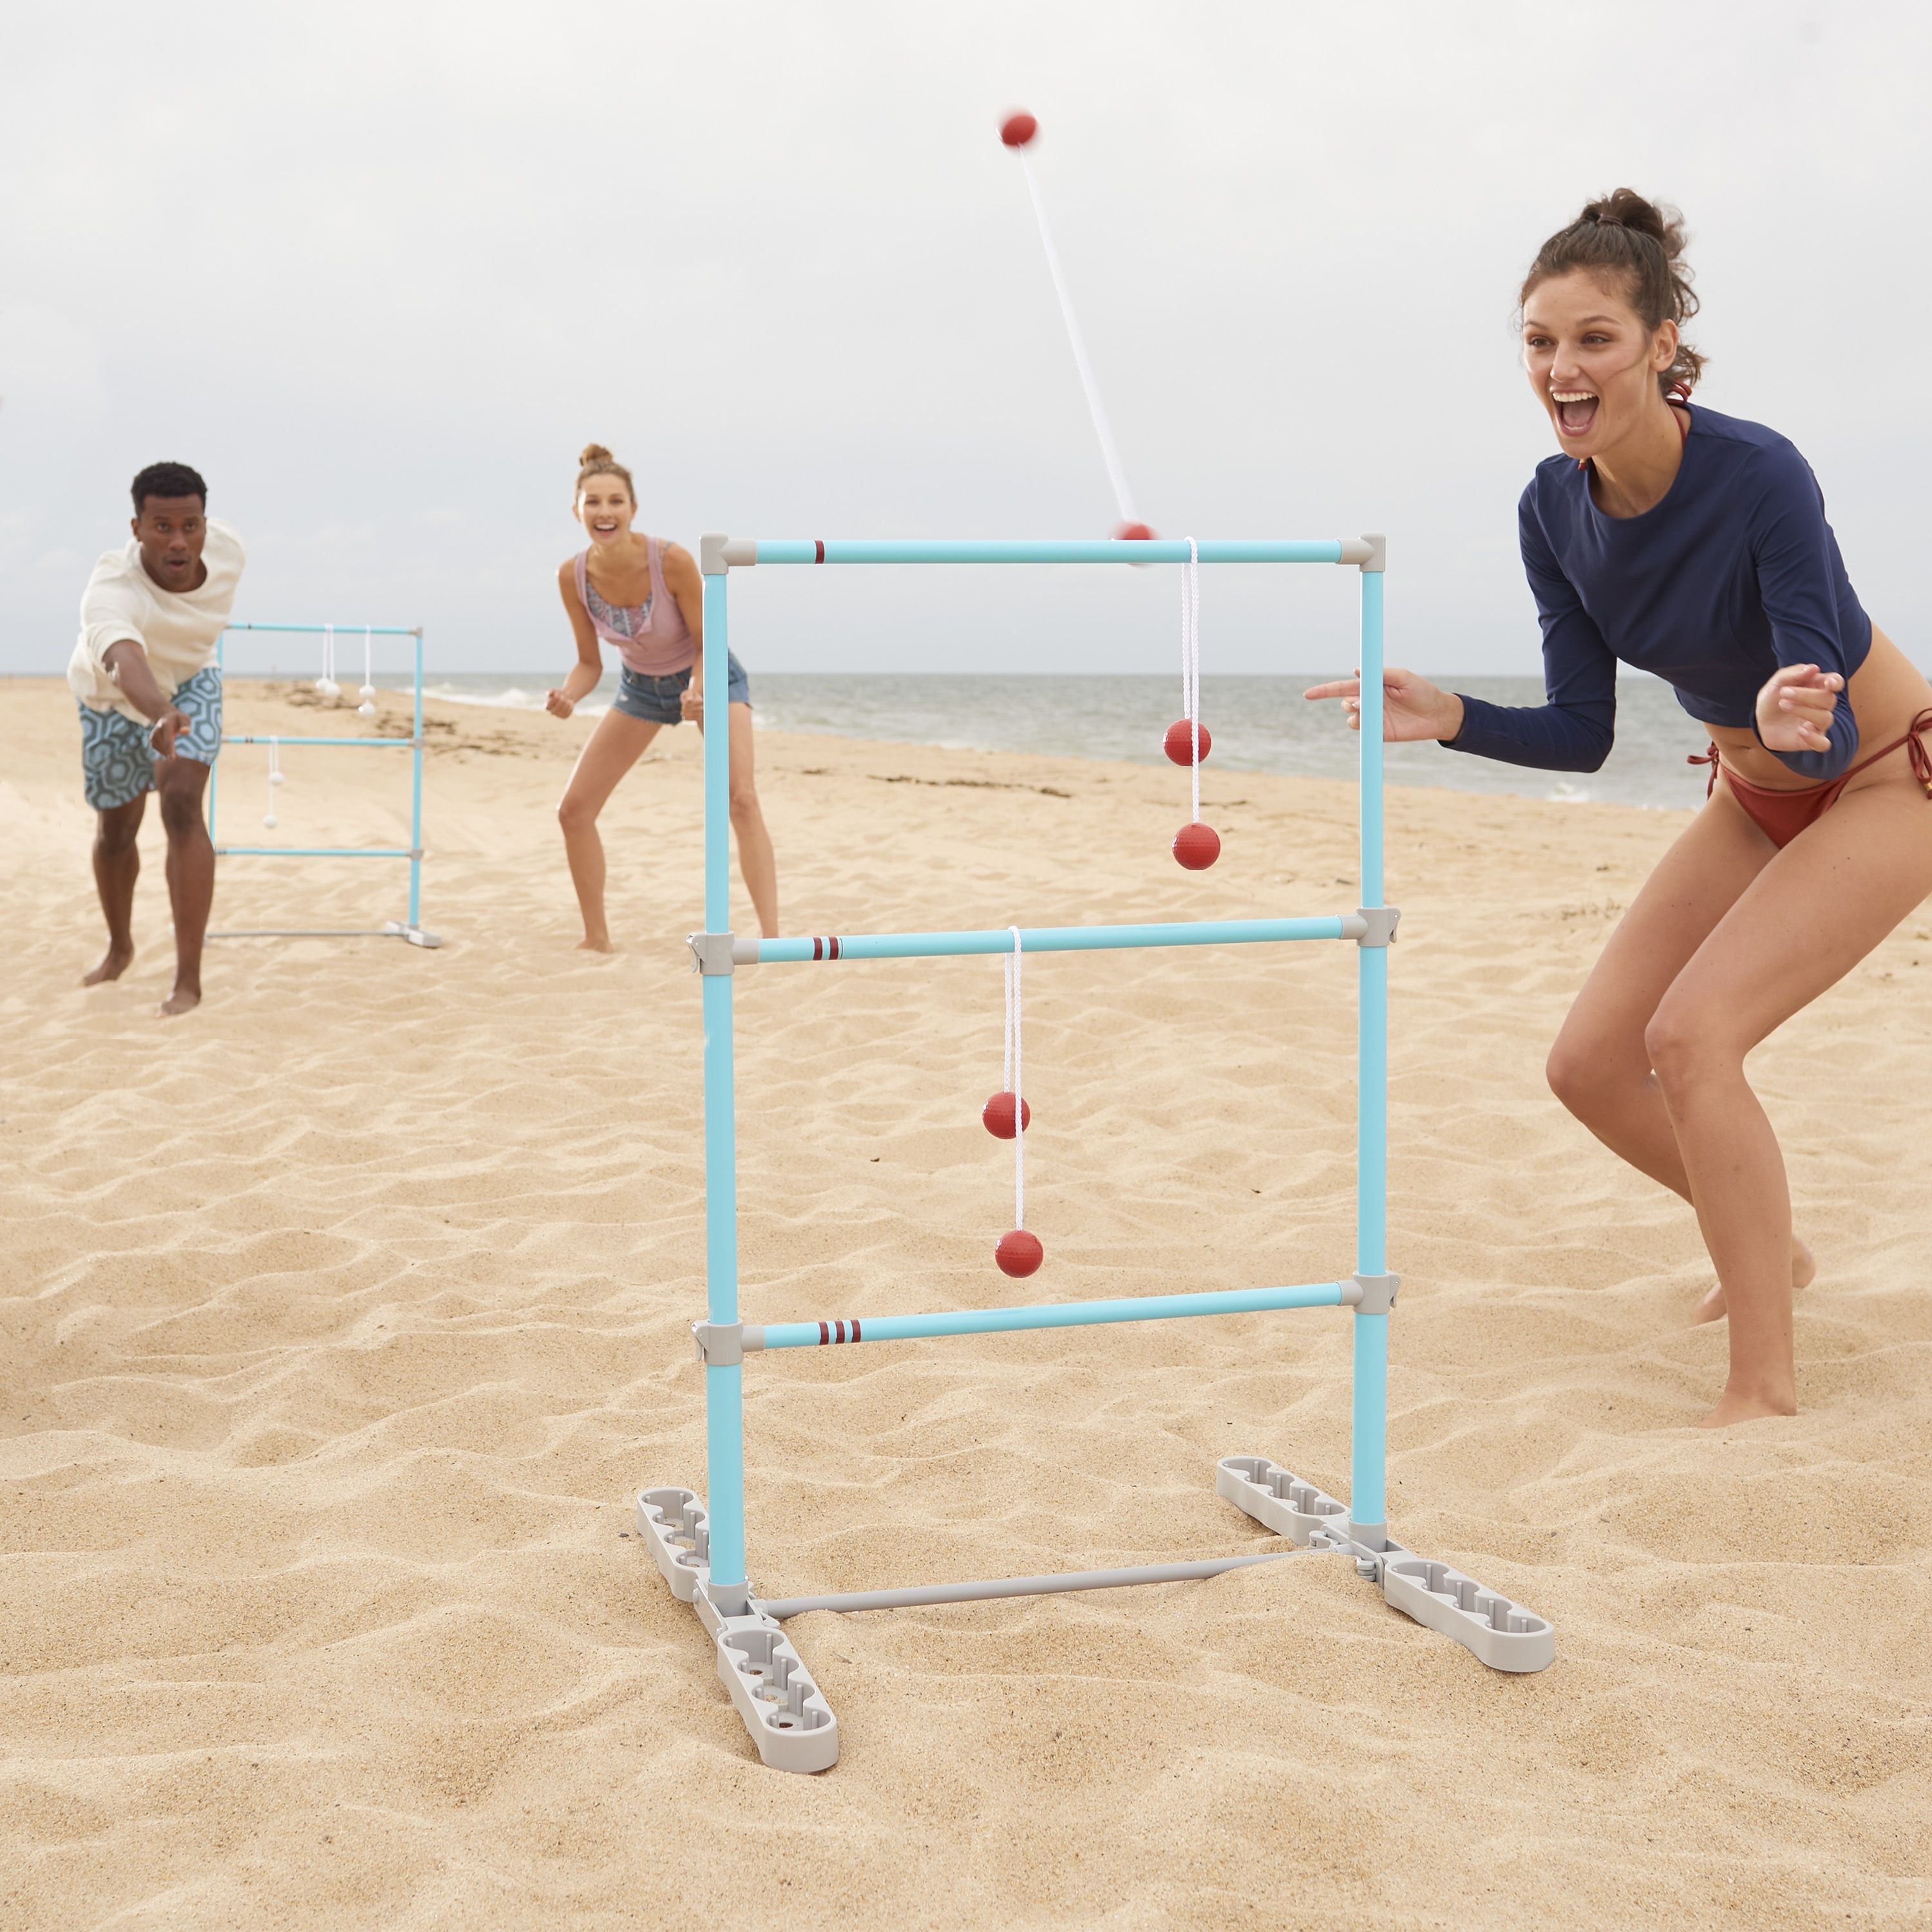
left=414, top=671, right=1713, bottom=812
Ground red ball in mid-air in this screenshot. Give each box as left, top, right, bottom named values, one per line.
left=982, top=1091, right=1032, bottom=1138
left=1173, top=822, right=1221, bottom=870
left=996, top=1229, right=1044, bottom=1277
left=1115, top=521, right=1155, bottom=542
left=999, top=111, right=1038, bottom=148
left=1163, top=719, right=1212, bottom=766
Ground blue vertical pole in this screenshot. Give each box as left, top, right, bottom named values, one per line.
left=1351, top=540, right=1390, bottom=1551
left=208, top=632, right=223, bottom=839
left=699, top=545, right=748, bottom=1614
left=408, top=629, right=425, bottom=931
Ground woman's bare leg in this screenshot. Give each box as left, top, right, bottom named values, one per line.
left=1545, top=786, right=1814, bottom=1311
left=557, top=708, right=661, bottom=950
left=723, top=702, right=778, bottom=936
left=1645, top=775, right=1932, bottom=1424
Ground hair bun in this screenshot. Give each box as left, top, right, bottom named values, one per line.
left=1581, top=188, right=1678, bottom=256
left=578, top=442, right=614, bottom=467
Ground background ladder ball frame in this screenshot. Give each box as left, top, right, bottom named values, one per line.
left=641, top=533, right=1553, bottom=1775
left=205, top=622, right=440, bottom=947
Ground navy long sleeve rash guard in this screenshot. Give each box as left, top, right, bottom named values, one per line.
left=1444, top=406, right=1871, bottom=781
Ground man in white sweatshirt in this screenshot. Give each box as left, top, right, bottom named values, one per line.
left=70, top=462, right=245, bottom=1016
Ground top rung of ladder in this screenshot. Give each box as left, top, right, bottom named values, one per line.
left=697, top=535, right=1387, bottom=573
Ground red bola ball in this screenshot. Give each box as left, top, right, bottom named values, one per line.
left=1162, top=719, right=1212, bottom=766
left=981, top=1091, right=1032, bottom=1139
left=996, top=1229, right=1044, bottom=1277
left=999, top=111, right=1038, bottom=148
left=1115, top=520, right=1155, bottom=542
left=1173, top=822, right=1221, bottom=871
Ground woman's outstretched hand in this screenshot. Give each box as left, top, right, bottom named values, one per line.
left=545, top=690, right=575, bottom=719
left=1755, top=664, right=1840, bottom=755
left=1303, top=667, right=1465, bottom=743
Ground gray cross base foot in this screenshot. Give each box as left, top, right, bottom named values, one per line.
left=383, top=921, right=443, bottom=949
left=1218, top=1455, right=1555, bottom=1672
left=636, top=1488, right=839, bottom=1774
left=638, top=1458, right=1552, bottom=1775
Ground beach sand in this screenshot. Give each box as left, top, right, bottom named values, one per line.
left=3, top=676, right=1929, bottom=1929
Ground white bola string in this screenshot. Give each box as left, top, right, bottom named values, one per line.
left=1182, top=537, right=1202, bottom=822
left=1016, top=149, right=1137, bottom=530
left=359, top=625, right=376, bottom=715
left=1007, top=925, right=1025, bottom=1231
left=263, top=734, right=283, bottom=828
left=317, top=625, right=339, bottom=699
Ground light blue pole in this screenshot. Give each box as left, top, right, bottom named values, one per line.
left=749, top=915, right=1350, bottom=965
left=699, top=558, right=748, bottom=1613
left=757, top=1282, right=1346, bottom=1350
left=209, top=633, right=223, bottom=840
left=223, top=621, right=417, bottom=636
left=220, top=736, right=413, bottom=748
left=409, top=629, right=425, bottom=931
left=1351, top=553, right=1390, bottom=1549
left=750, top=538, right=1349, bottom=567
left=213, top=845, right=414, bottom=858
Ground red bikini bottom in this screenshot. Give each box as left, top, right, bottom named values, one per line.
left=1689, top=708, right=1932, bottom=849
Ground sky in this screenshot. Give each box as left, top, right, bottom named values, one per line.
left=3, top=0, right=1924, bottom=681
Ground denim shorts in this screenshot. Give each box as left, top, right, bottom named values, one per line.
left=78, top=662, right=223, bottom=810
left=612, top=651, right=750, bottom=725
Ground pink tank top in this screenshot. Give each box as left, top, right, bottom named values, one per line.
left=574, top=536, right=695, bottom=676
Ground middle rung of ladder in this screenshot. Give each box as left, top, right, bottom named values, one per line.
left=734, top=913, right=1367, bottom=965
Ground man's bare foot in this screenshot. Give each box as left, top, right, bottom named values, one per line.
left=158, top=984, right=201, bottom=1017
left=1698, top=1383, right=1798, bottom=1428
left=83, top=945, right=135, bottom=986
left=1692, top=1236, right=1815, bottom=1325
left=577, top=934, right=615, bottom=954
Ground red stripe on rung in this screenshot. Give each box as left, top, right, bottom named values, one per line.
left=814, top=540, right=825, bottom=563
left=829, top=936, right=841, bottom=960
left=851, top=1318, right=862, bottom=1343
left=818, top=1321, right=829, bottom=1345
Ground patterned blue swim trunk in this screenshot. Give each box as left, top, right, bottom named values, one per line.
left=78, top=663, right=223, bottom=811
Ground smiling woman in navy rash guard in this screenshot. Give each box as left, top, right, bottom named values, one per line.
left=1308, top=189, right=1932, bottom=1428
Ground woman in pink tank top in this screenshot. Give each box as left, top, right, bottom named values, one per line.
left=545, top=444, right=778, bottom=951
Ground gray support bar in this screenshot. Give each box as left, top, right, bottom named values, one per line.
left=755, top=1551, right=1301, bottom=1620
left=1355, top=906, right=1400, bottom=948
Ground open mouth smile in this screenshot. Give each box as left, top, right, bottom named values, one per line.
left=1551, top=389, right=1600, bottom=437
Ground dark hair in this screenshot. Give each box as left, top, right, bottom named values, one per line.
left=574, top=442, right=635, bottom=504
left=131, top=461, right=208, bottom=513
left=1520, top=189, right=1704, bottom=394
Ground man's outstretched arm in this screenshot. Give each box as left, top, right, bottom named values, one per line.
left=102, top=640, right=190, bottom=756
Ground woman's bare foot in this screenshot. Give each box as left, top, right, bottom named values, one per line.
left=1692, top=1235, right=1815, bottom=1325
left=83, top=945, right=135, bottom=985
left=158, top=983, right=201, bottom=1017
left=577, top=933, right=615, bottom=954
left=1698, top=1381, right=1798, bottom=1428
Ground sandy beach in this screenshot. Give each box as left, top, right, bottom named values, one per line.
left=3, top=674, right=1929, bottom=1929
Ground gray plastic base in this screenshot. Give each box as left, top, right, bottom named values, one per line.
left=636, top=1487, right=840, bottom=1774
left=1219, top=1455, right=1553, bottom=1674
left=205, top=922, right=442, bottom=947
